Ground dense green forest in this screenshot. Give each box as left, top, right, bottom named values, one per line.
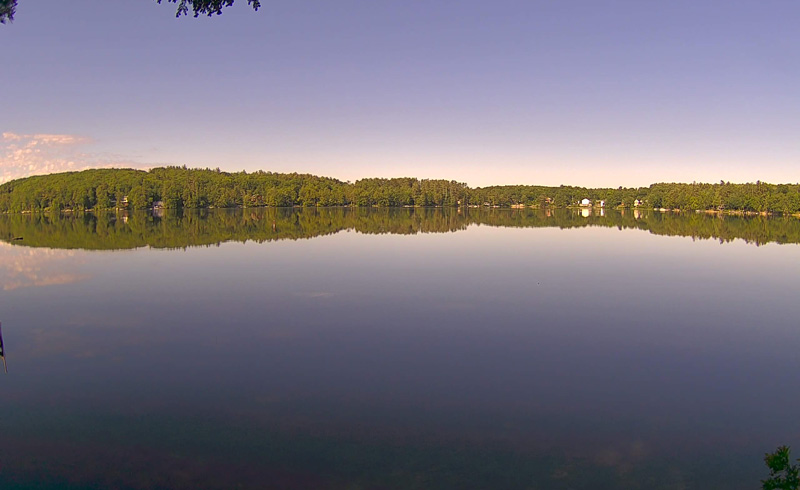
left=2, top=167, right=800, bottom=214
left=2, top=207, right=799, bottom=251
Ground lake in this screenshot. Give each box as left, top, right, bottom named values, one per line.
left=1, top=208, right=799, bottom=489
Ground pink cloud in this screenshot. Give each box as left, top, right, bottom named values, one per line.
left=0, top=243, right=89, bottom=291
left=0, top=132, right=146, bottom=184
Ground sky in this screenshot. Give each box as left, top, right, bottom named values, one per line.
left=1, top=0, right=798, bottom=187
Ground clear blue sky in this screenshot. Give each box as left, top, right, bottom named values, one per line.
left=1, top=0, right=798, bottom=187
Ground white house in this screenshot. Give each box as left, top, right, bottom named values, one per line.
left=580, top=198, right=591, bottom=206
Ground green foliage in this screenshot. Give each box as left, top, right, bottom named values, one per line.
left=470, top=181, right=800, bottom=214
left=156, top=0, right=260, bottom=18
left=2, top=168, right=800, bottom=216
left=0, top=168, right=473, bottom=213
left=0, top=0, right=14, bottom=23
left=763, top=446, right=800, bottom=490
left=0, top=0, right=259, bottom=23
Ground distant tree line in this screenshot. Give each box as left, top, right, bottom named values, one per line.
left=0, top=168, right=469, bottom=212
left=473, top=181, right=800, bottom=214
left=1, top=167, right=800, bottom=215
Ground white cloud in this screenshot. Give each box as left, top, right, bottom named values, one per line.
left=0, top=132, right=146, bottom=184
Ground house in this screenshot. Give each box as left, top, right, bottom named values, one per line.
left=580, top=198, right=591, bottom=206
left=597, top=200, right=605, bottom=207
left=633, top=199, right=642, bottom=207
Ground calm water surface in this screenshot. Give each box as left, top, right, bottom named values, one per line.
left=0, top=209, right=798, bottom=489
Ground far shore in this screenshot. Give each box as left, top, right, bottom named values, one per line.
left=5, top=205, right=800, bottom=219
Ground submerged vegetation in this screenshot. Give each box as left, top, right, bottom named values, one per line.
left=1, top=207, right=799, bottom=251
left=1, top=167, right=800, bottom=214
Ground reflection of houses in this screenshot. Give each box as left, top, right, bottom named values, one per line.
left=152, top=201, right=165, bottom=218
left=581, top=208, right=591, bottom=218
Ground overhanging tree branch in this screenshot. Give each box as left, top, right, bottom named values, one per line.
left=0, top=0, right=15, bottom=24
left=0, top=0, right=261, bottom=24
left=156, top=0, right=261, bottom=18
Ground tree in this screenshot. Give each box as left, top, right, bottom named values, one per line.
left=0, top=0, right=260, bottom=24
left=156, top=0, right=260, bottom=18
left=763, top=446, right=800, bottom=490
left=0, top=0, right=13, bottom=24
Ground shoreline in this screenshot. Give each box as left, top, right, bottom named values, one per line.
left=4, top=205, right=800, bottom=219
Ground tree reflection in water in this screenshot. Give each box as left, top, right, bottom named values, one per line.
left=0, top=207, right=798, bottom=251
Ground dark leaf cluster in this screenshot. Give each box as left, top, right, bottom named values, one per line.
left=156, top=0, right=260, bottom=18
left=0, top=0, right=259, bottom=23
left=764, top=446, right=800, bottom=490
left=0, top=0, right=15, bottom=23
